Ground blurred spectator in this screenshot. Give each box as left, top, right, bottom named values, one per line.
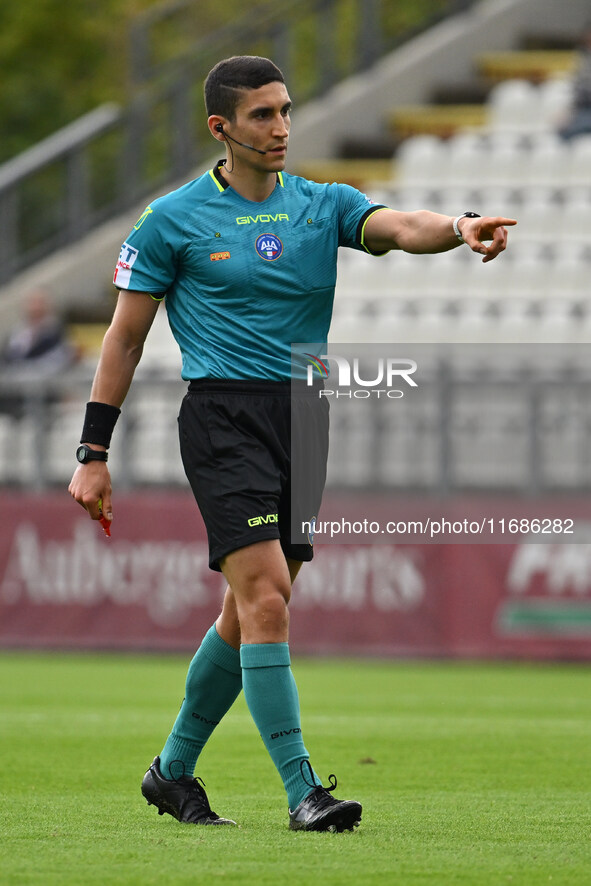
left=559, top=25, right=591, bottom=140
left=0, top=287, right=76, bottom=416
left=1, top=288, right=74, bottom=369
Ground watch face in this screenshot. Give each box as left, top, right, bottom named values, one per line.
left=76, top=445, right=107, bottom=464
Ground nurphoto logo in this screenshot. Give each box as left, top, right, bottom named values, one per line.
left=304, top=352, right=418, bottom=399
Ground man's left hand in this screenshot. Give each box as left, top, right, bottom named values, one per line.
left=458, top=216, right=517, bottom=263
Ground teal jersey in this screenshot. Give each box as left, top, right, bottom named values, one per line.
left=114, top=163, right=388, bottom=380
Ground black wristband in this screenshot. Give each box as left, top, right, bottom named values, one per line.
left=80, top=401, right=121, bottom=449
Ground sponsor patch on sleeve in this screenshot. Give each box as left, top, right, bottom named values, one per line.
left=113, top=242, right=139, bottom=288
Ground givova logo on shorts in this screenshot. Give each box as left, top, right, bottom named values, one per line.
left=255, top=233, right=283, bottom=261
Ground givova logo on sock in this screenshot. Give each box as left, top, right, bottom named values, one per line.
left=192, top=712, right=219, bottom=725
left=271, top=728, right=302, bottom=740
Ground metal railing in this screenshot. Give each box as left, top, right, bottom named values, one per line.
left=0, top=106, right=122, bottom=283
left=0, top=0, right=474, bottom=287
left=1, top=352, right=590, bottom=494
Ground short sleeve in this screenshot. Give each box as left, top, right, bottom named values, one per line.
left=113, top=201, right=180, bottom=296
left=333, top=182, right=390, bottom=255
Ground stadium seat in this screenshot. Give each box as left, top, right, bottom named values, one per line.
left=336, top=251, right=381, bottom=290
left=137, top=306, right=182, bottom=377
left=435, top=186, right=482, bottom=216
left=413, top=295, right=456, bottom=322
left=396, top=135, right=448, bottom=187
left=389, top=186, right=439, bottom=212
left=45, top=402, right=90, bottom=483
left=538, top=387, right=590, bottom=487
left=544, top=252, right=590, bottom=300
left=488, top=79, right=541, bottom=133
left=488, top=141, right=531, bottom=188
left=463, top=254, right=519, bottom=299
left=129, top=391, right=186, bottom=484
left=495, top=296, right=539, bottom=333
left=472, top=185, right=521, bottom=219
left=538, top=77, right=574, bottom=128
left=537, top=295, right=580, bottom=327
left=565, top=135, right=591, bottom=187
left=0, top=415, right=16, bottom=484
left=326, top=402, right=375, bottom=486
left=450, top=392, right=530, bottom=487
left=508, top=191, right=558, bottom=243
left=487, top=77, right=573, bottom=135
left=453, top=296, right=496, bottom=327
left=526, top=136, right=570, bottom=187
left=552, top=189, right=591, bottom=244
left=374, top=250, right=424, bottom=299
left=376, top=406, right=440, bottom=487
left=365, top=186, right=397, bottom=207
left=1, top=415, right=37, bottom=487
left=445, top=135, right=486, bottom=187
left=330, top=296, right=379, bottom=343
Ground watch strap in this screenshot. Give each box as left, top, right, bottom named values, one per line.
left=453, top=211, right=481, bottom=243
left=77, top=444, right=108, bottom=464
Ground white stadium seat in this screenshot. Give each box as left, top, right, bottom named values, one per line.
left=556, top=194, right=591, bottom=240
left=538, top=77, right=574, bottom=129
left=345, top=58, right=588, bottom=342
left=565, top=135, right=591, bottom=187
left=526, top=136, right=570, bottom=188
left=488, top=79, right=541, bottom=133
left=396, top=135, right=449, bottom=187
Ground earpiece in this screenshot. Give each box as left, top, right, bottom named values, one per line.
left=214, top=124, right=267, bottom=155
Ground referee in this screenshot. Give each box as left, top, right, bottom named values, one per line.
left=69, top=56, right=515, bottom=832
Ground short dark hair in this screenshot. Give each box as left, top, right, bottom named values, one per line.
left=204, top=56, right=285, bottom=120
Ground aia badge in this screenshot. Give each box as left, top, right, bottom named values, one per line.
left=255, top=233, right=283, bottom=261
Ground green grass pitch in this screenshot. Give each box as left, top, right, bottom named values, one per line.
left=1, top=652, right=590, bottom=885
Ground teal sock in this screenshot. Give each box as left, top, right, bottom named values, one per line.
left=159, top=625, right=242, bottom=780
left=240, top=642, right=319, bottom=811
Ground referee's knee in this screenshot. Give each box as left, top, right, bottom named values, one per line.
left=236, top=584, right=290, bottom=643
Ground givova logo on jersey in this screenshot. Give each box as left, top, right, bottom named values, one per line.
left=255, top=233, right=283, bottom=261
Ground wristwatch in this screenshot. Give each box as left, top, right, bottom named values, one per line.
left=453, top=211, right=481, bottom=243
left=76, top=444, right=108, bottom=464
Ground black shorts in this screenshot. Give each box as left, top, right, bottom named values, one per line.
left=178, top=378, right=329, bottom=571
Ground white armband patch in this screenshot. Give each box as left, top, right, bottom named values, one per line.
left=113, top=242, right=139, bottom=288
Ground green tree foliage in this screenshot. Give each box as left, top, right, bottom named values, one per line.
left=0, top=0, right=273, bottom=163
left=0, top=0, right=455, bottom=165
left=0, top=0, right=155, bottom=163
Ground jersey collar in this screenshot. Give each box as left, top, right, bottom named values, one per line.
left=209, top=160, right=284, bottom=193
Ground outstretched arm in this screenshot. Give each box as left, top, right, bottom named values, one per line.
left=364, top=209, right=517, bottom=263
left=68, top=290, right=159, bottom=522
